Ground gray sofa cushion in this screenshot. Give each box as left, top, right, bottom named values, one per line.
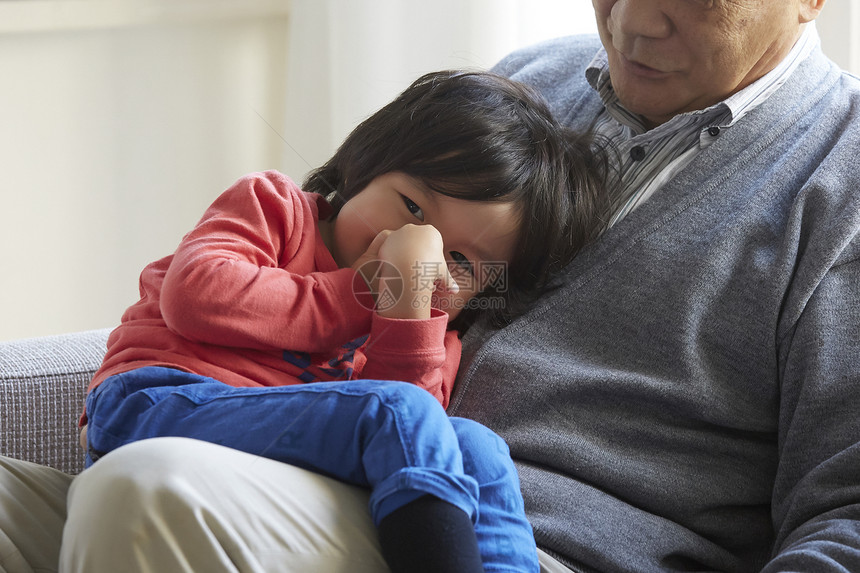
left=0, top=328, right=111, bottom=475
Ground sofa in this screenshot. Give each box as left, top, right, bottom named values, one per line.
left=0, top=328, right=112, bottom=475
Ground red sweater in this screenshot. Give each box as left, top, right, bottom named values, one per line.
left=85, top=171, right=460, bottom=424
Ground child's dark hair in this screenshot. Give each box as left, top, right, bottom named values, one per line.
left=304, top=70, right=610, bottom=330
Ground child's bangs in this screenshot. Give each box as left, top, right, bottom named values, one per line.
left=402, top=150, right=525, bottom=203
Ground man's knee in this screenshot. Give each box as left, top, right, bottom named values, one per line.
left=68, top=438, right=218, bottom=529
left=78, top=436, right=207, bottom=481
left=64, top=438, right=388, bottom=572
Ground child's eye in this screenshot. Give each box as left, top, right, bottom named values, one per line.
left=402, top=196, right=424, bottom=221
left=449, top=251, right=474, bottom=276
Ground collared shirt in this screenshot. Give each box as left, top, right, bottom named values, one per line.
left=587, top=23, right=819, bottom=226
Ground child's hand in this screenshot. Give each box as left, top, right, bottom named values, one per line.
left=359, top=225, right=459, bottom=319
left=350, top=229, right=392, bottom=298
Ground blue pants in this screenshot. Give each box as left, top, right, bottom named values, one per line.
left=85, top=367, right=538, bottom=572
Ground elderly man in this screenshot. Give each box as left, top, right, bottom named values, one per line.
left=451, top=0, right=860, bottom=570
left=2, top=0, right=858, bottom=571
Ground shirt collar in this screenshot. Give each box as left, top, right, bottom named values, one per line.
left=722, top=22, right=818, bottom=126
left=586, top=22, right=819, bottom=132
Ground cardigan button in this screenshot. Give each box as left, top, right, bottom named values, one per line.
left=630, top=146, right=646, bottom=161
left=708, top=126, right=721, bottom=137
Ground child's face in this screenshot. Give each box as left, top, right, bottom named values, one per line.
left=328, top=172, right=520, bottom=321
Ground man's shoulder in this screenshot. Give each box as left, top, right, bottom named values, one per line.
left=835, top=68, right=860, bottom=104
left=788, top=48, right=860, bottom=107
left=491, top=34, right=603, bottom=128
left=784, top=50, right=860, bottom=146
left=492, top=34, right=602, bottom=76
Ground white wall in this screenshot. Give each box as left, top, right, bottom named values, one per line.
left=0, top=1, right=291, bottom=341
left=817, top=0, right=860, bottom=75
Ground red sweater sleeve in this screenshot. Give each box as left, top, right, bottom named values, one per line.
left=359, top=309, right=461, bottom=408
left=159, top=171, right=373, bottom=352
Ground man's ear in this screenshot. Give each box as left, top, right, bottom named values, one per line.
left=799, top=0, right=827, bottom=23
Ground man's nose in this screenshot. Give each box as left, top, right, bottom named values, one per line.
left=608, top=0, right=673, bottom=45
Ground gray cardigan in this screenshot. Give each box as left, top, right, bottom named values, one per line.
left=449, top=35, right=860, bottom=572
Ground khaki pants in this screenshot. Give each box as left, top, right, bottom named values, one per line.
left=0, top=438, right=570, bottom=572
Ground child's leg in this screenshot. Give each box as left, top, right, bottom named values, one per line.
left=377, top=494, right=484, bottom=573
left=85, top=367, right=479, bottom=527
left=450, top=417, right=540, bottom=573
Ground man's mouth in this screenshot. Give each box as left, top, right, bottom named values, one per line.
left=618, top=52, right=672, bottom=79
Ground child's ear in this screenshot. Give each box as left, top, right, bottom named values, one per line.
left=329, top=179, right=349, bottom=210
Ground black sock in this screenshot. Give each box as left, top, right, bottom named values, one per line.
left=377, top=495, right=484, bottom=573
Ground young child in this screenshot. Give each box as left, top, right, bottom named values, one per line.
left=81, top=71, right=609, bottom=572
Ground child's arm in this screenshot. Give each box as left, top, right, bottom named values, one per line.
left=360, top=318, right=460, bottom=408
left=355, top=224, right=462, bottom=407
left=159, top=171, right=373, bottom=353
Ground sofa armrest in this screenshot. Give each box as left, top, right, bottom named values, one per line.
left=0, top=328, right=111, bottom=475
